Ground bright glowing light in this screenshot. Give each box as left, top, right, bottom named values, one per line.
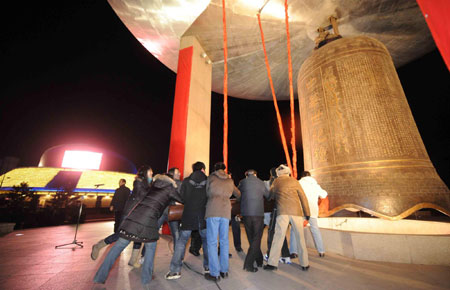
left=61, top=151, right=103, bottom=170
left=240, top=0, right=293, bottom=20
left=159, top=0, right=210, bottom=22
left=137, top=38, right=163, bottom=58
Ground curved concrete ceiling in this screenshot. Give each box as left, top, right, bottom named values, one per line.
left=108, top=0, right=435, bottom=100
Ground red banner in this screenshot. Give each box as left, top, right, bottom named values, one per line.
left=167, top=46, right=194, bottom=178
left=417, top=0, right=450, bottom=71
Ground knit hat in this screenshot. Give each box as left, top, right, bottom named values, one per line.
left=276, top=164, right=291, bottom=176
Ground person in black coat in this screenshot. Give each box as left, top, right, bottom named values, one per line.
left=238, top=169, right=269, bottom=272
left=165, top=161, right=209, bottom=280
left=93, top=166, right=183, bottom=286
left=135, top=167, right=183, bottom=267
left=110, top=179, right=131, bottom=232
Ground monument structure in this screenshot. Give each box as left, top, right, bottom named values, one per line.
left=107, top=0, right=449, bottom=218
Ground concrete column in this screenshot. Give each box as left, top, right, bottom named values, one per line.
left=168, top=36, right=212, bottom=178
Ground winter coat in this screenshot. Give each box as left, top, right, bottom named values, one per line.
left=174, top=179, right=182, bottom=193
left=299, top=176, right=327, bottom=218
left=269, top=175, right=311, bottom=217
left=238, top=175, right=269, bottom=216
left=119, top=174, right=183, bottom=243
left=205, top=169, right=241, bottom=220
left=122, top=178, right=150, bottom=215
left=180, top=170, right=208, bottom=230
left=162, top=179, right=182, bottom=217
left=110, top=185, right=131, bottom=212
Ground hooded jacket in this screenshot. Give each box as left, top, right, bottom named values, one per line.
left=119, top=174, right=183, bottom=242
left=205, top=169, right=241, bottom=220
left=180, top=170, right=208, bottom=230
left=269, top=175, right=310, bottom=217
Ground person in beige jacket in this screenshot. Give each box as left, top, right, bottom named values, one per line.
left=204, top=162, right=241, bottom=281
left=264, top=164, right=311, bottom=271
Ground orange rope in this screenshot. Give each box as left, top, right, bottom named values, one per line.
left=222, top=0, right=228, bottom=171
left=284, top=0, right=297, bottom=179
left=257, top=13, right=293, bottom=174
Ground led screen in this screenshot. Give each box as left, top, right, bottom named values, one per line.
left=61, top=150, right=103, bottom=170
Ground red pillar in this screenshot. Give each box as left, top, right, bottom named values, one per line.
left=167, top=37, right=212, bottom=178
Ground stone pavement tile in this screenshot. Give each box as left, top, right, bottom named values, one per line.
left=33, top=247, right=80, bottom=257
left=1, top=273, right=56, bottom=290
left=95, top=265, right=146, bottom=290
left=43, top=252, right=86, bottom=265
left=305, top=255, right=448, bottom=290
left=0, top=256, right=41, bottom=266
left=65, top=282, right=96, bottom=290
left=0, top=275, right=12, bottom=285
left=410, top=264, right=450, bottom=289
left=191, top=285, right=220, bottom=290
left=19, top=263, right=67, bottom=276
left=61, top=261, right=99, bottom=273
left=0, top=264, right=28, bottom=277
left=37, top=270, right=93, bottom=290
left=1, top=222, right=450, bottom=290
left=43, top=256, right=81, bottom=265
left=77, top=253, right=102, bottom=264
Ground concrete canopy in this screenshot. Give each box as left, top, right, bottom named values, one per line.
left=107, top=0, right=434, bottom=100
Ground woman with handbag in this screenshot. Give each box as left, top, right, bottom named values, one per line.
left=93, top=165, right=183, bottom=285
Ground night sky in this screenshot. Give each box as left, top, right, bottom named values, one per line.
left=1, top=1, right=449, bottom=184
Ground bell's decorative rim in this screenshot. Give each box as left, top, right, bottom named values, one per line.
left=321, top=202, right=450, bottom=221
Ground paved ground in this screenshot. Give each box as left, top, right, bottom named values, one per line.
left=0, top=222, right=449, bottom=290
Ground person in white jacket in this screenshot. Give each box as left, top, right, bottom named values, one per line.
left=290, top=171, right=327, bottom=257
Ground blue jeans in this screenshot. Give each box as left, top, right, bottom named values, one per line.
left=206, top=217, right=229, bottom=277
left=157, top=212, right=180, bottom=251
left=93, top=237, right=157, bottom=285
left=290, top=217, right=324, bottom=254
left=170, top=228, right=208, bottom=273
left=308, top=217, right=324, bottom=253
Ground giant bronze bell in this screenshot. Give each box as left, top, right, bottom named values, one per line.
left=297, top=36, right=450, bottom=219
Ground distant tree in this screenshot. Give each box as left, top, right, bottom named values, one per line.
left=0, top=182, right=38, bottom=228
left=46, top=183, right=75, bottom=209
left=44, top=183, right=87, bottom=223
left=6, top=182, right=38, bottom=209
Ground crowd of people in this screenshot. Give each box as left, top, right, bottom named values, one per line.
left=91, top=161, right=328, bottom=286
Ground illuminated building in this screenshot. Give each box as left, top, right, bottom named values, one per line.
left=0, top=144, right=136, bottom=208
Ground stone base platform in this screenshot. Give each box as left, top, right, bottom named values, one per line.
left=305, top=218, right=450, bottom=266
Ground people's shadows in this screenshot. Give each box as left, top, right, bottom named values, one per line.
left=127, top=266, right=144, bottom=289
left=237, top=249, right=246, bottom=262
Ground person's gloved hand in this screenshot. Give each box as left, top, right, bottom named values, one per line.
left=305, top=216, right=310, bottom=221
